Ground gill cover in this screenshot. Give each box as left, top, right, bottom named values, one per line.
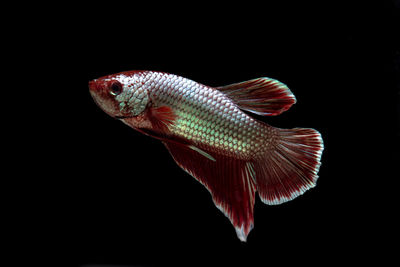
left=89, top=74, right=150, bottom=118
left=115, top=80, right=149, bottom=117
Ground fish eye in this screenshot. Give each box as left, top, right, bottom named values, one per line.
left=110, top=81, right=123, bottom=96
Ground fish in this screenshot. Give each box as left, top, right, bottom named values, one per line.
left=88, top=70, right=324, bottom=241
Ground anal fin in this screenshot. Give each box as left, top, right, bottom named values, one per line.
left=163, top=142, right=256, bottom=241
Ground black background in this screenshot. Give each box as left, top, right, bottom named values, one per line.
left=26, top=1, right=398, bottom=266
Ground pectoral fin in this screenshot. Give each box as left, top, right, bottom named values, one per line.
left=147, top=105, right=176, bottom=132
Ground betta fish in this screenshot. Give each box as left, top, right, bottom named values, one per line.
left=89, top=70, right=323, bottom=241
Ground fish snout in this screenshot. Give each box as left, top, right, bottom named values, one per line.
left=88, top=80, right=98, bottom=92
left=88, top=79, right=122, bottom=117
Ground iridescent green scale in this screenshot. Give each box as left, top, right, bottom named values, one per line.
left=147, top=72, right=260, bottom=158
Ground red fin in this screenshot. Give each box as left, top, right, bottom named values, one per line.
left=163, top=142, right=256, bottom=242
left=255, top=127, right=324, bottom=205
left=217, top=77, right=296, bottom=116
left=148, top=106, right=176, bottom=132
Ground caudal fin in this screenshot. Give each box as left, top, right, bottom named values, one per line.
left=254, top=127, right=324, bottom=205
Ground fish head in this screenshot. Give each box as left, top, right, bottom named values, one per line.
left=89, top=72, right=149, bottom=119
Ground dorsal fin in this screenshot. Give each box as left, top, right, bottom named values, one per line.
left=217, top=77, right=296, bottom=116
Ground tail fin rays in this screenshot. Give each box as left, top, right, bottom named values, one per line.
left=253, top=128, right=324, bottom=205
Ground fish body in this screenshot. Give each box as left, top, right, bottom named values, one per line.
left=89, top=70, right=323, bottom=241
